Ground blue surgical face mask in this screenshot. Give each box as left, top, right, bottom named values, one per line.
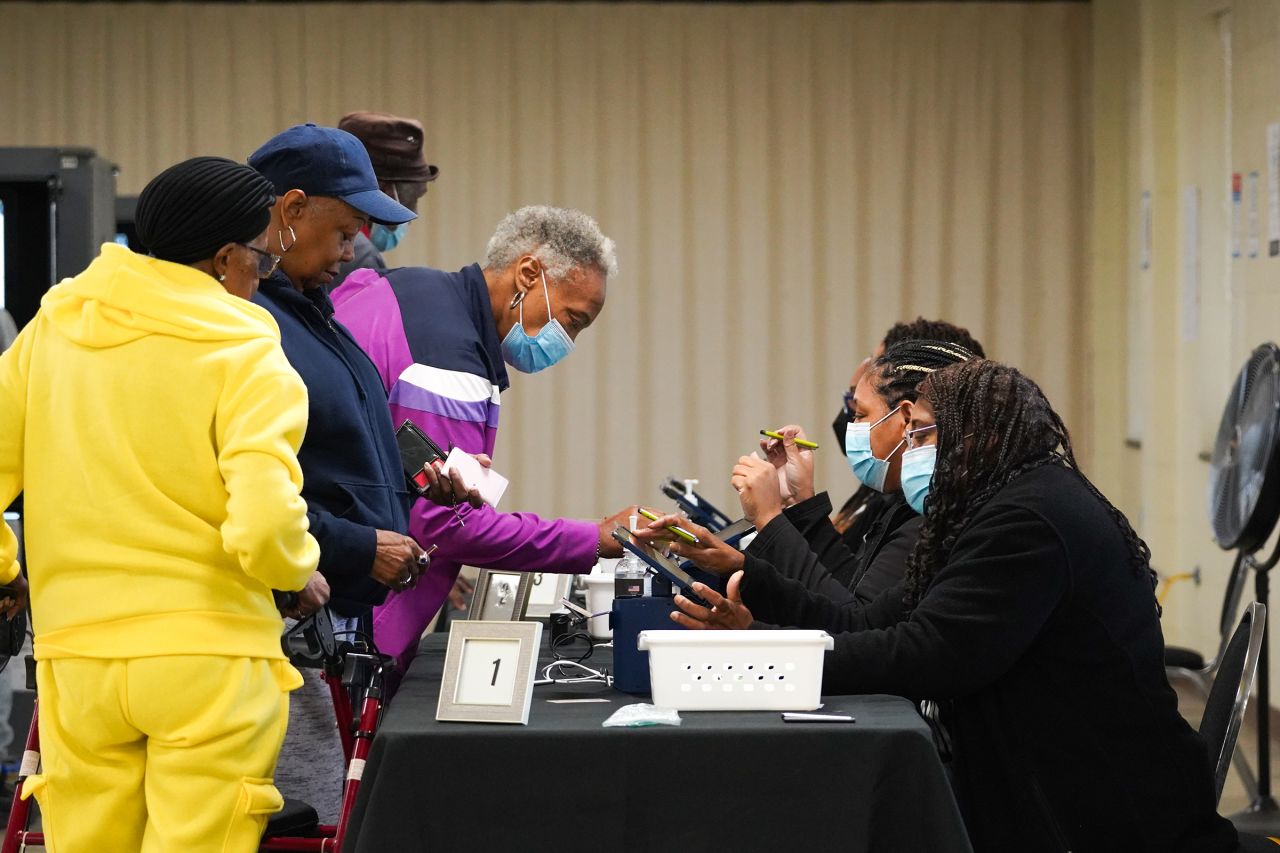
left=900, top=445, right=937, bottom=514
left=370, top=222, right=407, bottom=252
left=500, top=270, right=575, bottom=374
left=844, top=407, right=906, bottom=492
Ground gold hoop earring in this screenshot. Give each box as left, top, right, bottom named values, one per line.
left=277, top=225, right=297, bottom=254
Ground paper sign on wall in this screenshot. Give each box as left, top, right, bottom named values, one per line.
left=1268, top=122, right=1280, bottom=257
left=1182, top=186, right=1200, bottom=343
left=1232, top=173, right=1242, bottom=258
left=1248, top=171, right=1261, bottom=259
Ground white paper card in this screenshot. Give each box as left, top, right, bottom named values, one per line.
left=454, top=637, right=521, bottom=706
left=441, top=447, right=509, bottom=508
left=1268, top=123, right=1280, bottom=257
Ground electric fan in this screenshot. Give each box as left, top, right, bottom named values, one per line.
left=1209, top=342, right=1280, bottom=552
left=1208, top=343, right=1280, bottom=829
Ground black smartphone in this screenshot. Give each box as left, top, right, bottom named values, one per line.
left=395, top=420, right=448, bottom=496
left=611, top=527, right=708, bottom=606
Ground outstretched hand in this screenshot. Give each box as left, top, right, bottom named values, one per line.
left=633, top=512, right=745, bottom=576
left=669, top=571, right=753, bottom=630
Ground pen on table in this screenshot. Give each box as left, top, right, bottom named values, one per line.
left=636, top=507, right=700, bottom=545
left=760, top=429, right=819, bottom=450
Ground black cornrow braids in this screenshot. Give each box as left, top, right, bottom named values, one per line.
left=882, top=317, right=987, bottom=359
left=870, top=340, right=977, bottom=409
left=901, top=360, right=1157, bottom=610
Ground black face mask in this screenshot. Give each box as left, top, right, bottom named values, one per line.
left=832, top=407, right=852, bottom=448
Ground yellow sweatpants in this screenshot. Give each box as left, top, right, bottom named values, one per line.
left=25, top=655, right=302, bottom=853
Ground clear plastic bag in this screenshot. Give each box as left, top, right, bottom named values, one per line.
left=601, top=703, right=682, bottom=728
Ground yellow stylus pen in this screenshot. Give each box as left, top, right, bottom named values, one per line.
left=760, top=430, right=819, bottom=450
left=637, top=507, right=700, bottom=544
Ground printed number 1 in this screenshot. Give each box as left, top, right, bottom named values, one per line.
left=491, top=658, right=501, bottom=687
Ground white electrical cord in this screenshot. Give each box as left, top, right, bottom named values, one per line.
left=533, top=659, right=612, bottom=687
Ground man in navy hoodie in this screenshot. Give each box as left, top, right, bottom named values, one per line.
left=249, top=124, right=423, bottom=614
left=246, top=124, right=422, bottom=823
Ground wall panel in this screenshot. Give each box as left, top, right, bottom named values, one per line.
left=0, top=2, right=1090, bottom=527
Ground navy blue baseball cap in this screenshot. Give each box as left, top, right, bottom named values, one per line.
left=248, top=124, right=416, bottom=225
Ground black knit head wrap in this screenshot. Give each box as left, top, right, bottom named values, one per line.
left=135, top=157, right=276, bottom=265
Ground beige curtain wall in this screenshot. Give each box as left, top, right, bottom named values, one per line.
left=0, top=2, right=1090, bottom=524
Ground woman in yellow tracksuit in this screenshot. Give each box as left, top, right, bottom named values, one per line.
left=0, top=157, right=322, bottom=852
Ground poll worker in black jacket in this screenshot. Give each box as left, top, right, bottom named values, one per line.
left=679, top=341, right=976, bottom=622
left=645, top=359, right=1237, bottom=853
left=822, top=318, right=987, bottom=563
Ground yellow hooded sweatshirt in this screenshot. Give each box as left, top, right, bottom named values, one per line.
left=0, top=243, right=319, bottom=662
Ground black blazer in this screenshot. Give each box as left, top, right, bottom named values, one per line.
left=741, top=491, right=921, bottom=627
left=746, top=462, right=1236, bottom=853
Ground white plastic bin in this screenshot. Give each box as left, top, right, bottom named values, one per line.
left=637, top=630, right=834, bottom=711
left=583, top=574, right=615, bottom=639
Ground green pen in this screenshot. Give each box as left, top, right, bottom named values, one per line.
left=760, top=429, right=819, bottom=450
left=637, top=507, right=700, bottom=545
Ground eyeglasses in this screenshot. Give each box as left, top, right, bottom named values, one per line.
left=905, top=424, right=937, bottom=449
left=239, top=243, right=281, bottom=279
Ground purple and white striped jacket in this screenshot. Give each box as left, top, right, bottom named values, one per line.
left=332, top=264, right=598, bottom=679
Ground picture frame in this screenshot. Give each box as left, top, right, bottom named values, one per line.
left=436, top=620, right=543, bottom=725
left=522, top=572, right=573, bottom=619
left=469, top=569, right=532, bottom=622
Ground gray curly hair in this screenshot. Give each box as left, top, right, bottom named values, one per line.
left=484, top=205, right=618, bottom=281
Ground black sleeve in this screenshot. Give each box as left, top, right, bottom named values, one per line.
left=737, top=551, right=904, bottom=632
left=744, top=513, right=857, bottom=604
left=848, top=514, right=922, bottom=604
left=821, top=505, right=1070, bottom=700
left=782, top=492, right=862, bottom=586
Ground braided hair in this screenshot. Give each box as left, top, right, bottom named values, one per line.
left=833, top=330, right=984, bottom=534
left=882, top=317, right=986, bottom=359
left=901, top=359, right=1155, bottom=609
left=871, top=340, right=978, bottom=409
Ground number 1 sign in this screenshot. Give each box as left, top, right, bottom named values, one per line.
left=436, top=620, right=542, bottom=724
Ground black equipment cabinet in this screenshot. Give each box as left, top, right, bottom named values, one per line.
left=0, top=148, right=118, bottom=330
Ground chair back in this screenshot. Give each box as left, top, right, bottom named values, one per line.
left=1199, top=601, right=1267, bottom=803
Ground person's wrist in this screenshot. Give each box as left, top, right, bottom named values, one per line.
left=754, top=506, right=782, bottom=530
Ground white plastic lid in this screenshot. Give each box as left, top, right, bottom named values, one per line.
left=637, top=629, right=834, bottom=650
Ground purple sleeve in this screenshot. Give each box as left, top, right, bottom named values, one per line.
left=398, top=401, right=599, bottom=574
left=330, top=271, right=405, bottom=394
left=389, top=391, right=599, bottom=625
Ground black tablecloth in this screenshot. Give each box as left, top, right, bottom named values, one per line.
left=343, top=635, right=972, bottom=853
